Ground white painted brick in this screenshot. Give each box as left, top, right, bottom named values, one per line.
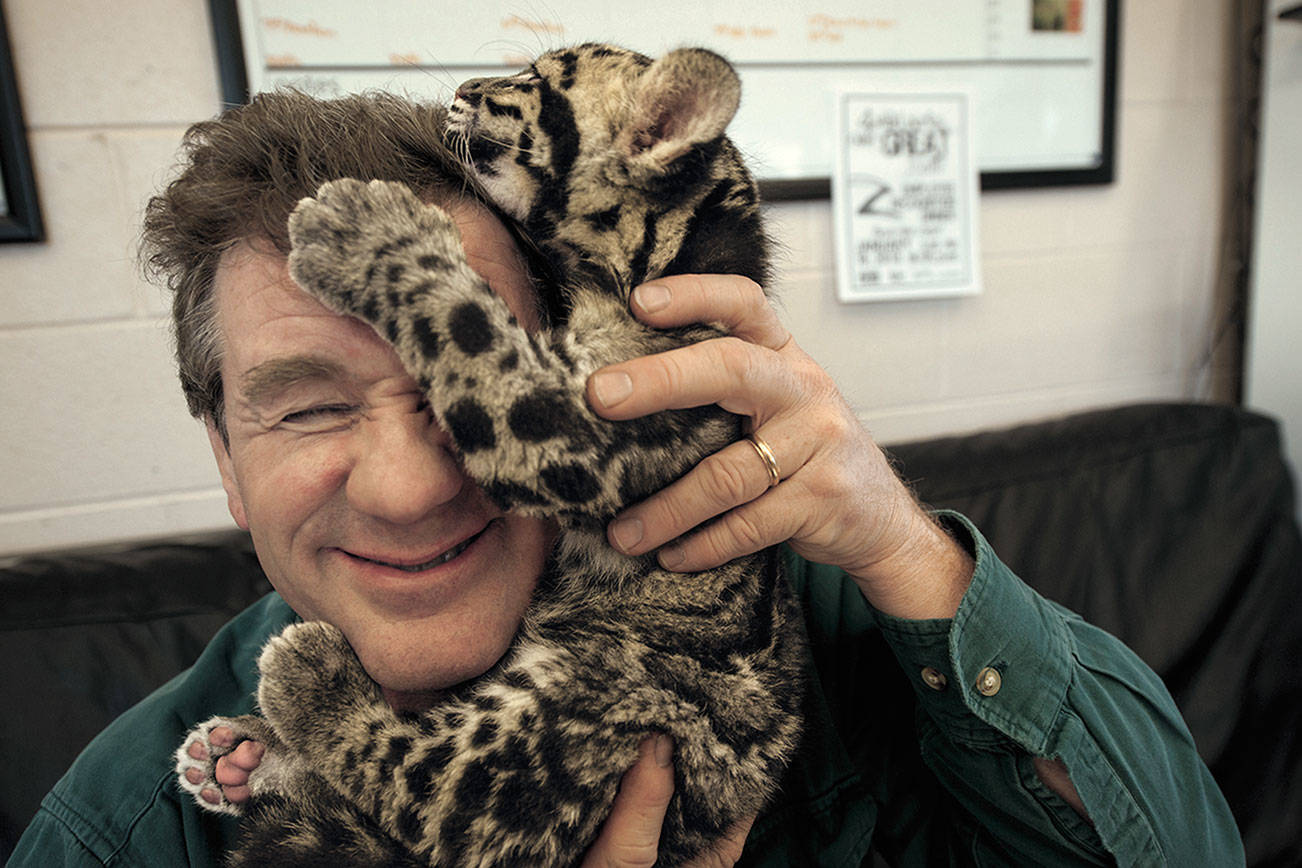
left=1178, top=0, right=1233, bottom=106
left=803, top=205, right=837, bottom=277
left=6, top=0, right=222, bottom=128
left=763, top=200, right=829, bottom=277
left=1175, top=233, right=1229, bottom=389
left=1122, top=0, right=1194, bottom=105
left=1123, top=0, right=1232, bottom=107
left=111, top=127, right=198, bottom=317
left=0, top=131, right=140, bottom=326
left=0, top=491, right=235, bottom=559
left=0, top=320, right=221, bottom=511
left=980, top=186, right=1084, bottom=256
left=942, top=245, right=1187, bottom=399
left=775, top=272, right=949, bottom=411
left=1062, top=102, right=1226, bottom=247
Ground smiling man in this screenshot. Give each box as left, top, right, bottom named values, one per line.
left=208, top=209, right=552, bottom=711
left=9, top=90, right=1242, bottom=866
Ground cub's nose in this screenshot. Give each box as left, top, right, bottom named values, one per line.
left=454, top=79, right=488, bottom=106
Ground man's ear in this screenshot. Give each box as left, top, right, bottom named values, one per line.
left=619, top=48, right=741, bottom=177
left=206, top=421, right=250, bottom=531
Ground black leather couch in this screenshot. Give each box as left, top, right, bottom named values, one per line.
left=3, top=402, right=1300, bottom=865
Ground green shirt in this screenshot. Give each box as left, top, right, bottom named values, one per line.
left=10, top=513, right=1242, bottom=866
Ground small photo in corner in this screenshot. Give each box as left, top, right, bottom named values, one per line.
left=1032, top=0, right=1083, bottom=32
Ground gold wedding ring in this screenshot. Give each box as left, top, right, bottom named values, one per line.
left=746, top=433, right=782, bottom=489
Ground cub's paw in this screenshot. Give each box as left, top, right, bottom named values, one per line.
left=175, top=714, right=277, bottom=816
left=287, top=178, right=467, bottom=326
left=257, top=621, right=382, bottom=748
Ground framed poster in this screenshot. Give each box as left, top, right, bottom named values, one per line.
left=209, top=0, right=1119, bottom=200
left=833, top=89, right=982, bottom=302
left=0, top=4, right=42, bottom=243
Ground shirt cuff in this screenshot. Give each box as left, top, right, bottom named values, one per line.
left=871, top=511, right=1072, bottom=754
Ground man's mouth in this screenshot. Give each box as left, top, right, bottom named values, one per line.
left=350, top=524, right=489, bottom=572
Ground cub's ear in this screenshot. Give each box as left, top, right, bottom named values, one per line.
left=620, top=48, right=741, bottom=177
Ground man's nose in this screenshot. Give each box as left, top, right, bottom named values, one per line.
left=345, top=413, right=463, bottom=524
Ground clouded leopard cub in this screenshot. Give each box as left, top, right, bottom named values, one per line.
left=177, top=44, right=806, bottom=866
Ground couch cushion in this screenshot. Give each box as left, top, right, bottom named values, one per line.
left=0, top=531, right=269, bottom=857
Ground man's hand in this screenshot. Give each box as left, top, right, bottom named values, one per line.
left=581, top=735, right=754, bottom=868
left=586, top=275, right=973, bottom=620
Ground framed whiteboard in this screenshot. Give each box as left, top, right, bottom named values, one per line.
left=0, top=3, right=42, bottom=243
left=209, top=0, right=1119, bottom=200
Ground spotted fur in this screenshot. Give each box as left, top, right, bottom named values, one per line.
left=177, top=44, right=805, bottom=866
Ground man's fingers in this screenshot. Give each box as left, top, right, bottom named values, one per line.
left=683, top=815, right=756, bottom=868
left=588, top=337, right=794, bottom=421
left=580, top=735, right=675, bottom=868
left=587, top=273, right=797, bottom=423
left=657, top=485, right=807, bottom=573
left=608, top=434, right=802, bottom=557
left=629, top=275, right=790, bottom=351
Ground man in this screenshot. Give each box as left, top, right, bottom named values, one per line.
left=11, top=91, right=1242, bottom=866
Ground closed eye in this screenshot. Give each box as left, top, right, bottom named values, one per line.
left=279, top=404, right=359, bottom=429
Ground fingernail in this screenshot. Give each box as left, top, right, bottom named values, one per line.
left=633, top=283, right=671, bottom=313
left=609, top=517, right=644, bottom=552
left=592, top=371, right=633, bottom=408
left=659, top=544, right=685, bottom=571
left=654, top=734, right=674, bottom=767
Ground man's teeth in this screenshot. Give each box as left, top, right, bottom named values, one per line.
left=371, top=537, right=473, bottom=572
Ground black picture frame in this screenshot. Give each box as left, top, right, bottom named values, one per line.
left=0, top=2, right=42, bottom=243
left=206, top=0, right=1119, bottom=201
left=984, top=0, right=1120, bottom=193
left=759, top=0, right=1120, bottom=199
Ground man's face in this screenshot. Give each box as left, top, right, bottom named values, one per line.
left=207, top=198, right=553, bottom=708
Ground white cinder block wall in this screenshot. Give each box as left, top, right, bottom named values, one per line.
left=0, top=0, right=1237, bottom=556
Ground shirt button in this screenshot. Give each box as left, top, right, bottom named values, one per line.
left=920, top=667, right=948, bottom=690
left=976, top=666, right=1002, bottom=696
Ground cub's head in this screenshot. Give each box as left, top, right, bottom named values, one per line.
left=446, top=43, right=743, bottom=222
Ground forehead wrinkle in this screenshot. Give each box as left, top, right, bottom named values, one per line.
left=239, top=355, right=347, bottom=408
